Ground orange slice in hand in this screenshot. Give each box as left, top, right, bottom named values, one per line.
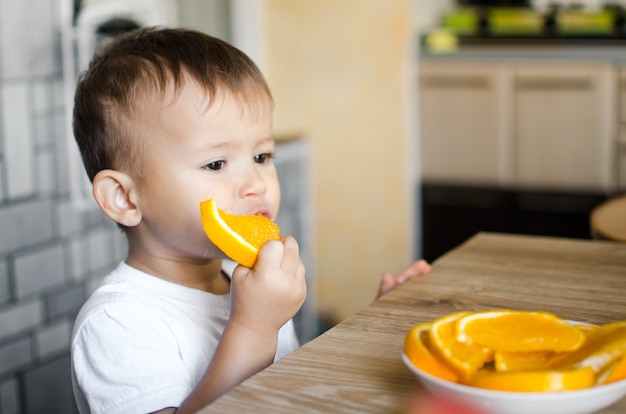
left=429, top=312, right=494, bottom=382
left=200, top=199, right=280, bottom=267
left=456, top=310, right=586, bottom=353
left=404, top=322, right=459, bottom=383
left=468, top=366, right=595, bottom=392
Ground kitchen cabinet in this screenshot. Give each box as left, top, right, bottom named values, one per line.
left=419, top=182, right=606, bottom=262
left=513, top=63, right=617, bottom=192
left=419, top=60, right=618, bottom=193
left=419, top=62, right=511, bottom=186
left=418, top=59, right=618, bottom=261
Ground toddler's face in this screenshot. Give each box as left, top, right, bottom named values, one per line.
left=129, top=83, right=280, bottom=261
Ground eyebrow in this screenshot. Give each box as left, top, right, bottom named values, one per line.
left=258, top=134, right=276, bottom=145
left=202, top=133, right=275, bottom=153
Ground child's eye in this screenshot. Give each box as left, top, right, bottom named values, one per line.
left=254, top=152, right=274, bottom=164
left=203, top=160, right=225, bottom=171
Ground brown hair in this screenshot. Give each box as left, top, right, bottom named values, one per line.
left=73, top=27, right=273, bottom=181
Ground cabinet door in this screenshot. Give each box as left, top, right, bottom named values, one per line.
left=513, top=63, right=617, bottom=192
left=419, top=61, right=511, bottom=186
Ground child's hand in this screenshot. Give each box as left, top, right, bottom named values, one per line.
left=377, top=259, right=430, bottom=298
left=182, top=238, right=306, bottom=411
left=229, top=236, right=307, bottom=334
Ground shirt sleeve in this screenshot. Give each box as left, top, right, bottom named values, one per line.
left=72, top=300, right=194, bottom=414
left=275, top=319, right=300, bottom=361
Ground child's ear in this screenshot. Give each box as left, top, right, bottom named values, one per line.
left=92, top=170, right=142, bottom=227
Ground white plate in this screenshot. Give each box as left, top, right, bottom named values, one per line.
left=402, top=354, right=626, bottom=414
left=401, top=318, right=626, bottom=414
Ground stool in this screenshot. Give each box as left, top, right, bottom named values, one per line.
left=590, top=194, right=626, bottom=243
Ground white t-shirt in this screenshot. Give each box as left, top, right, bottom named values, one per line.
left=71, top=261, right=299, bottom=414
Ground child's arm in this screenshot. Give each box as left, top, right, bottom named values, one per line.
left=172, top=236, right=307, bottom=413
left=377, top=259, right=431, bottom=298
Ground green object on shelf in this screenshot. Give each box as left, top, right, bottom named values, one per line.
left=488, top=8, right=544, bottom=36
left=424, top=29, right=459, bottom=54
left=556, top=10, right=613, bottom=35
left=443, top=8, right=480, bottom=36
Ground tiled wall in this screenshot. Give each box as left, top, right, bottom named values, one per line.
left=0, top=1, right=126, bottom=413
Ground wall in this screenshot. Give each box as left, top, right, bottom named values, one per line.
left=410, top=0, right=454, bottom=34
left=177, top=0, right=230, bottom=41
left=263, top=0, right=415, bottom=322
left=0, top=1, right=127, bottom=413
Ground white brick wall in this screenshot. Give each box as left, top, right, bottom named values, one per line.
left=14, top=245, right=66, bottom=299
left=0, top=378, right=19, bottom=414
left=0, top=1, right=126, bottom=412
left=0, top=261, right=8, bottom=304
left=0, top=200, right=54, bottom=255
left=0, top=1, right=56, bottom=80
left=1, top=83, right=35, bottom=199
left=36, top=320, right=72, bottom=359
left=0, top=301, right=43, bottom=339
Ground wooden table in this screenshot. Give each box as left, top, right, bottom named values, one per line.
left=201, top=233, right=626, bottom=413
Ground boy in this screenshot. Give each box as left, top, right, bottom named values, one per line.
left=71, top=27, right=429, bottom=414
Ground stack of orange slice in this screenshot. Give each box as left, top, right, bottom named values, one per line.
left=404, top=310, right=626, bottom=392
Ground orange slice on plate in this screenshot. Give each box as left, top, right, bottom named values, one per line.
left=598, top=356, right=626, bottom=385
left=456, top=310, right=586, bottom=353
left=200, top=199, right=280, bottom=267
left=404, top=322, right=459, bottom=383
left=494, top=350, right=570, bottom=372
left=429, top=311, right=494, bottom=382
left=557, top=320, right=626, bottom=374
left=467, top=366, right=595, bottom=392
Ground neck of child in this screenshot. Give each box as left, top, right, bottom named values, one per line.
left=125, top=248, right=230, bottom=295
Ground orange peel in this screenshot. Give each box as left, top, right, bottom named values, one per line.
left=467, top=366, right=595, bottom=392
left=200, top=199, right=280, bottom=267
left=429, top=311, right=494, bottom=382
left=404, top=322, right=459, bottom=383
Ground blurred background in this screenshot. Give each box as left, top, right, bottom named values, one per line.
left=1, top=0, right=625, bottom=412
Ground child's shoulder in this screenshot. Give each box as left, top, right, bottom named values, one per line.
left=73, top=281, right=165, bottom=337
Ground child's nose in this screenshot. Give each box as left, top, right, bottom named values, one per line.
left=239, top=165, right=267, bottom=197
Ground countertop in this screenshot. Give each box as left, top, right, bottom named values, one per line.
left=200, top=232, right=626, bottom=413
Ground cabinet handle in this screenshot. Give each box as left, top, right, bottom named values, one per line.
left=420, top=76, right=489, bottom=89
left=515, top=78, right=592, bottom=90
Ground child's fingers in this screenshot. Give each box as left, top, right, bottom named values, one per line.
left=414, top=259, right=431, bottom=274
left=377, top=272, right=396, bottom=298
left=255, top=237, right=305, bottom=285
left=254, top=239, right=284, bottom=268
left=396, top=260, right=431, bottom=284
